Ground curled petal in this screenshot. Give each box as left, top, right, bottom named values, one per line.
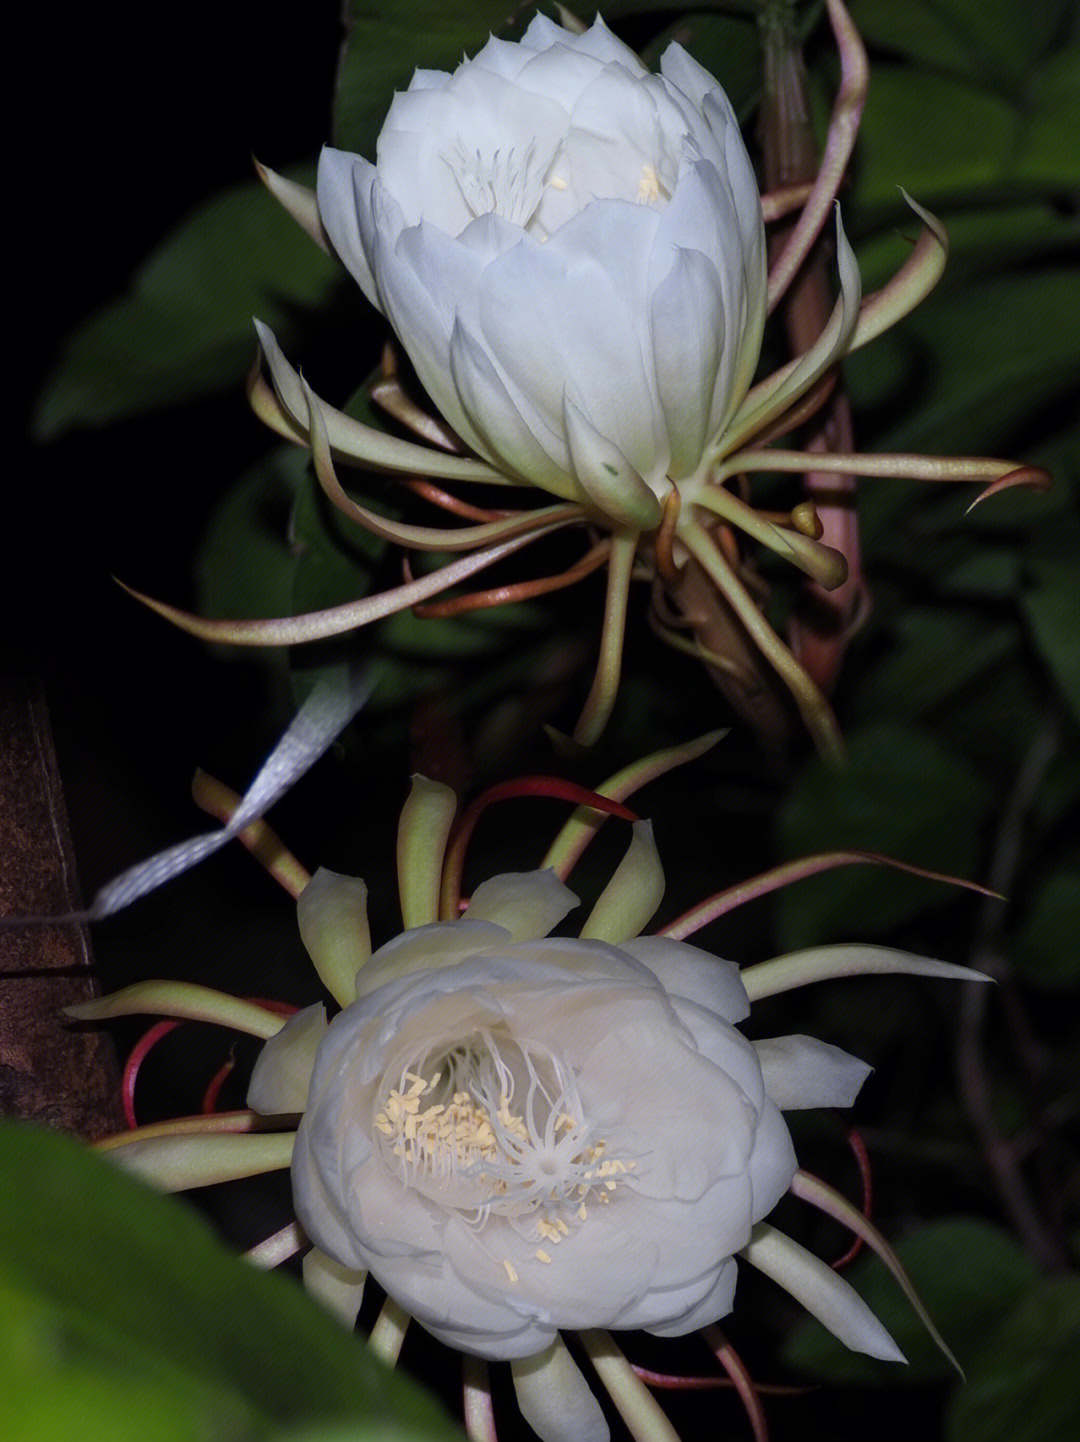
left=693, top=482, right=848, bottom=590
left=678, top=519, right=844, bottom=766
left=967, top=465, right=1052, bottom=511
left=743, top=1223, right=904, bottom=1362
left=661, top=849, right=1001, bottom=942
left=723, top=207, right=862, bottom=458
left=254, top=160, right=331, bottom=253
left=67, top=981, right=286, bottom=1039
left=541, top=731, right=723, bottom=880
left=579, top=1332, right=681, bottom=1442
left=255, top=320, right=504, bottom=482
left=849, top=192, right=947, bottom=354
left=511, top=1336, right=609, bottom=1442
left=296, top=869, right=372, bottom=1007
left=580, top=820, right=666, bottom=943
left=571, top=527, right=641, bottom=747
left=791, top=1171, right=963, bottom=1376
left=120, top=521, right=571, bottom=645
left=244, top=1221, right=306, bottom=1268
left=304, top=376, right=580, bottom=549
left=742, top=944, right=990, bottom=1003
left=724, top=448, right=1033, bottom=487
left=108, top=1131, right=295, bottom=1192
left=397, top=776, right=458, bottom=930
left=191, top=769, right=310, bottom=900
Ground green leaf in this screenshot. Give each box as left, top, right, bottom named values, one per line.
left=855, top=0, right=1076, bottom=89
left=640, top=11, right=761, bottom=119
left=783, top=1218, right=1040, bottom=1385
left=0, top=1121, right=462, bottom=1441
left=1021, top=523, right=1080, bottom=722
left=847, top=268, right=1080, bottom=461
left=198, top=444, right=313, bottom=627
left=849, top=606, right=1019, bottom=722
left=35, top=173, right=340, bottom=438
left=946, top=1276, right=1080, bottom=1442
left=777, top=724, right=991, bottom=945
left=334, top=1, right=522, bottom=154
left=1009, top=868, right=1080, bottom=989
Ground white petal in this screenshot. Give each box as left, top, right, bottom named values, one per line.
left=247, top=1003, right=328, bottom=1115
left=746, top=1098, right=798, bottom=1219
left=463, top=869, right=580, bottom=941
left=479, top=214, right=663, bottom=481
left=512, top=1337, right=609, bottom=1442
left=581, top=1017, right=756, bottom=1200
left=659, top=43, right=724, bottom=115
left=744, top=1224, right=906, bottom=1362
left=571, top=15, right=648, bottom=74
left=296, top=868, right=371, bottom=1008
left=448, top=318, right=578, bottom=495
left=650, top=247, right=725, bottom=477
left=470, top=34, right=537, bottom=81
left=356, top=919, right=512, bottom=998
left=373, top=214, right=491, bottom=458
left=302, top=1247, right=366, bottom=1328
left=619, top=935, right=750, bottom=1023
left=642, top=1255, right=739, bottom=1337
left=755, top=1035, right=873, bottom=1110
left=316, top=148, right=381, bottom=308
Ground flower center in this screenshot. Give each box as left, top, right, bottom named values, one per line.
left=374, top=1029, right=634, bottom=1247
left=444, top=139, right=553, bottom=230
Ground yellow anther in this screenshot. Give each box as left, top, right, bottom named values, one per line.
left=535, top=1249, right=552, bottom=1264
left=503, top=1260, right=519, bottom=1283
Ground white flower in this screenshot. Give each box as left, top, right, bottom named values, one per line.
left=316, top=14, right=767, bottom=521
left=265, top=866, right=872, bottom=1363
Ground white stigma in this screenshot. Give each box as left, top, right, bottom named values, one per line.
left=445, top=138, right=551, bottom=229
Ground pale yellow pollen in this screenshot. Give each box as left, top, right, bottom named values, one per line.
left=377, top=1052, right=634, bottom=1282
left=637, top=163, right=663, bottom=204
left=549, top=176, right=568, bottom=190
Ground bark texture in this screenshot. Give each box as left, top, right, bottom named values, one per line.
left=0, top=675, right=123, bottom=1138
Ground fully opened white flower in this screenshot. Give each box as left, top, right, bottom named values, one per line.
left=76, top=720, right=982, bottom=1442
left=283, top=900, right=811, bottom=1361
left=316, top=14, right=766, bottom=517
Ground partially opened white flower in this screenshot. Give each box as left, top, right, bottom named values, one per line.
left=316, top=14, right=766, bottom=518
left=143, top=4, right=1044, bottom=762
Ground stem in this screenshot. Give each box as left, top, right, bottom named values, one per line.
left=571, top=527, right=639, bottom=746
left=680, top=520, right=843, bottom=765
left=957, top=716, right=1072, bottom=1272
left=759, top=0, right=865, bottom=696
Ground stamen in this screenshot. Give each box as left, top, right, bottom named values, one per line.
left=374, top=1029, right=636, bottom=1266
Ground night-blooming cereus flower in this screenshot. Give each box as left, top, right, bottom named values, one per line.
left=80, top=740, right=984, bottom=1442
left=142, top=4, right=1046, bottom=761
left=278, top=897, right=807, bottom=1361
left=315, top=13, right=766, bottom=523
